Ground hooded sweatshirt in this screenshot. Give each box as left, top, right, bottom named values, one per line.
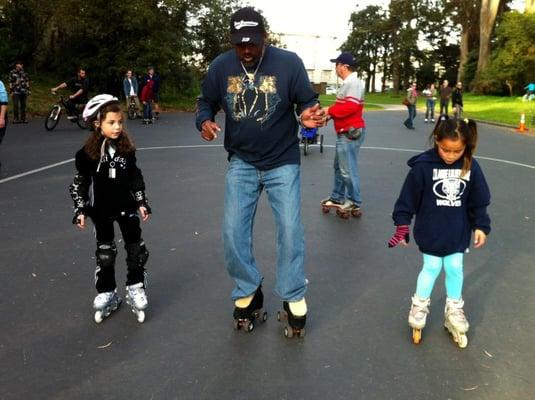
left=393, top=148, right=491, bottom=257
left=196, top=45, right=318, bottom=170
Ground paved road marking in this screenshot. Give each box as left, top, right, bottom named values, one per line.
left=1, top=144, right=534, bottom=185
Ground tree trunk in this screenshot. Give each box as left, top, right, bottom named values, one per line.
left=457, top=28, right=470, bottom=83
left=476, top=0, right=502, bottom=79
left=526, top=0, right=535, bottom=13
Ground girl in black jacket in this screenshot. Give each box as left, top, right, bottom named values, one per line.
left=388, top=116, right=491, bottom=348
left=69, top=94, right=151, bottom=323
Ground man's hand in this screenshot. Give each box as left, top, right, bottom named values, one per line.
left=473, top=229, right=487, bottom=248
left=201, top=120, right=221, bottom=141
left=301, top=104, right=327, bottom=128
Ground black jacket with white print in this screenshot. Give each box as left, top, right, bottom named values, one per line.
left=69, top=143, right=151, bottom=222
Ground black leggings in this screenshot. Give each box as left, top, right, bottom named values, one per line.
left=93, top=214, right=146, bottom=292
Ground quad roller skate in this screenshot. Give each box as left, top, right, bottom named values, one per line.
left=126, top=283, right=148, bottom=323
left=278, top=298, right=307, bottom=338
left=233, top=285, right=267, bottom=333
left=444, top=298, right=469, bottom=348
left=321, top=198, right=361, bottom=219
left=93, top=290, right=122, bottom=323
left=408, top=295, right=430, bottom=344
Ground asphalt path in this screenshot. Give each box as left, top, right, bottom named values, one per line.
left=1, top=109, right=534, bottom=399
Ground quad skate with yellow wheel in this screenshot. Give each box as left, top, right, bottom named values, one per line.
left=233, top=285, right=267, bottom=333
left=278, top=298, right=307, bottom=338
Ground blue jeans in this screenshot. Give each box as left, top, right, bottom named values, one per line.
left=425, top=99, right=435, bottom=120
left=223, top=156, right=307, bottom=301
left=330, top=130, right=366, bottom=206
left=415, top=253, right=464, bottom=299
left=404, top=105, right=416, bottom=128
left=143, top=101, right=152, bottom=120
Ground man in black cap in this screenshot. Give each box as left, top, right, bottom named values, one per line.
left=196, top=6, right=324, bottom=337
left=321, top=52, right=366, bottom=218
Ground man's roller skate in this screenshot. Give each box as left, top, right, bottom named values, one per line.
left=408, top=295, right=430, bottom=344
left=444, top=297, right=469, bottom=348
left=93, top=290, right=122, bottom=323
left=126, top=283, right=148, bottom=323
left=233, top=285, right=267, bottom=333
left=277, top=298, right=307, bottom=338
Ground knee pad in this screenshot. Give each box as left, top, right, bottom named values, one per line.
left=125, top=240, right=149, bottom=269
left=96, top=242, right=117, bottom=269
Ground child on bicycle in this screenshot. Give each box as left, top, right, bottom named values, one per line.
left=388, top=116, right=491, bottom=348
left=69, top=94, right=152, bottom=323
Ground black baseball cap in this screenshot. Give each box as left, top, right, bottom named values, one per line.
left=330, top=52, right=357, bottom=66
left=230, top=7, right=266, bottom=45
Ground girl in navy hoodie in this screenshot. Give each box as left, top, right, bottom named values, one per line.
left=388, top=116, right=491, bottom=348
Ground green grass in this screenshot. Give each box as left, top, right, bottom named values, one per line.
left=319, top=94, right=382, bottom=110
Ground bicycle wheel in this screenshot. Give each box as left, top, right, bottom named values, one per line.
left=76, top=115, right=89, bottom=130
left=45, top=105, right=61, bottom=131
left=320, top=134, right=324, bottom=153
left=303, top=139, right=309, bottom=156
left=127, top=105, right=136, bottom=120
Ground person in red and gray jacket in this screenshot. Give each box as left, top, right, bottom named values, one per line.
left=321, top=52, right=366, bottom=216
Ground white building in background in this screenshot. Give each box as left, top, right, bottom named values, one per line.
left=274, top=32, right=341, bottom=86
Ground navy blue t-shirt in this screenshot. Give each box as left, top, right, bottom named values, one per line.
left=393, top=148, right=491, bottom=257
left=196, top=46, right=318, bottom=170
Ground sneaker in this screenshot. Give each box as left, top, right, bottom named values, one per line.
left=321, top=198, right=345, bottom=207
left=424, top=118, right=428, bottom=123
left=431, top=118, right=435, bottom=123
left=66, top=115, right=77, bottom=121
left=126, top=282, right=148, bottom=310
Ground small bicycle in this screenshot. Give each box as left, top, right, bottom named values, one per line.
left=45, top=94, right=88, bottom=131
left=300, top=126, right=324, bottom=156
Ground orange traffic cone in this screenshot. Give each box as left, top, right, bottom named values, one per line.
left=517, top=113, right=528, bottom=132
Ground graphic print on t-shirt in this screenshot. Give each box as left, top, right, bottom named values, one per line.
left=226, top=74, right=280, bottom=124
left=432, top=168, right=471, bottom=207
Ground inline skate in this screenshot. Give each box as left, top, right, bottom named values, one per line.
left=444, top=297, right=469, bottom=348
left=233, top=285, right=267, bottom=332
left=93, top=290, right=121, bottom=323
left=408, top=295, right=430, bottom=344
left=126, top=283, right=148, bottom=323
left=278, top=298, right=307, bottom=338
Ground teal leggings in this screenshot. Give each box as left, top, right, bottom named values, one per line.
left=415, top=253, right=464, bottom=300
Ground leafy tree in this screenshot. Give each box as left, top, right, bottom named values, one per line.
left=477, top=11, right=535, bottom=94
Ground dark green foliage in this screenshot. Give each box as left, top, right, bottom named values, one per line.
left=474, top=11, right=535, bottom=95
left=0, top=0, right=242, bottom=98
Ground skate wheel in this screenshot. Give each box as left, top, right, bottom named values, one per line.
left=277, top=311, right=281, bottom=321
left=352, top=210, right=362, bottom=218
left=298, top=328, right=306, bottom=338
left=137, top=310, right=145, bottom=323
left=246, top=321, right=254, bottom=332
left=284, top=326, right=294, bottom=338
left=412, top=328, right=422, bottom=344
left=262, top=311, right=268, bottom=322
left=233, top=319, right=240, bottom=330
left=321, top=206, right=330, bottom=214
left=94, top=311, right=103, bottom=324
left=457, top=334, right=468, bottom=348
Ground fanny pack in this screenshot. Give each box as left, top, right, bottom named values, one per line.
left=343, top=127, right=362, bottom=140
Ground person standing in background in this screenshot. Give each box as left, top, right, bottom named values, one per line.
left=9, top=61, right=30, bottom=124
left=439, top=80, right=452, bottom=116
